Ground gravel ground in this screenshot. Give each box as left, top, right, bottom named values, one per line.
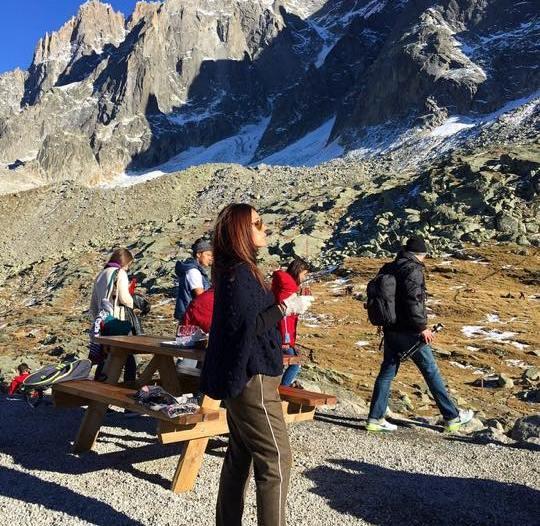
left=0, top=395, right=539, bottom=526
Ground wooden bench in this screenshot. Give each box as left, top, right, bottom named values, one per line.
left=278, top=386, right=337, bottom=424
left=278, top=386, right=337, bottom=407
left=53, top=380, right=220, bottom=425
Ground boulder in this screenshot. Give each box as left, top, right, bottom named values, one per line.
left=524, top=367, right=540, bottom=381
left=510, top=414, right=540, bottom=442
left=497, top=373, right=514, bottom=389
left=458, top=417, right=485, bottom=434
left=495, top=212, right=520, bottom=235
left=471, top=426, right=515, bottom=444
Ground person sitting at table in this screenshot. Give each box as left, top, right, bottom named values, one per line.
left=174, top=238, right=213, bottom=322
left=271, top=257, right=313, bottom=388
left=181, top=287, right=214, bottom=334
left=89, top=248, right=137, bottom=383
left=200, top=203, right=313, bottom=526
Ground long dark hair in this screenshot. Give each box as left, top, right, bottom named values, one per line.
left=287, top=257, right=310, bottom=285
left=212, top=203, right=266, bottom=287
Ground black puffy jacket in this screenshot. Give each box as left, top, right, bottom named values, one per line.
left=387, top=250, right=428, bottom=333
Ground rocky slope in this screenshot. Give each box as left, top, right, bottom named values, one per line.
left=0, top=141, right=537, bottom=276
left=0, top=0, right=538, bottom=188
left=0, top=0, right=538, bottom=438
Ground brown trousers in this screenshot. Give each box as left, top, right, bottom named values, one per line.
left=216, top=374, right=292, bottom=526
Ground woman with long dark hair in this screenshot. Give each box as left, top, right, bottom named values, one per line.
left=201, top=203, right=308, bottom=526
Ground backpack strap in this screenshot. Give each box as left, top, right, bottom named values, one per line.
left=111, top=270, right=121, bottom=314
left=105, top=269, right=119, bottom=300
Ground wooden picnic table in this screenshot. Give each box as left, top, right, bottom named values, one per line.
left=53, top=335, right=334, bottom=493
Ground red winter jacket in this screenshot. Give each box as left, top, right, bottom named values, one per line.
left=182, top=288, right=215, bottom=334
left=271, top=270, right=300, bottom=348
left=8, top=372, right=30, bottom=395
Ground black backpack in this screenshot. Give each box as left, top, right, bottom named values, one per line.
left=365, top=262, right=397, bottom=327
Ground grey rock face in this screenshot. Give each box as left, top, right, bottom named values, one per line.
left=331, top=0, right=539, bottom=142
left=0, top=0, right=538, bottom=187
left=36, top=131, right=102, bottom=184
left=0, top=69, right=26, bottom=119
left=24, top=0, right=126, bottom=106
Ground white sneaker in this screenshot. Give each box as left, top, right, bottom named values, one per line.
left=366, top=418, right=398, bottom=432
left=445, top=409, right=474, bottom=432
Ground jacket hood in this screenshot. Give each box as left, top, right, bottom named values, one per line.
left=176, top=258, right=201, bottom=276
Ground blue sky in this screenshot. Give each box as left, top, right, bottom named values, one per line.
left=0, top=1, right=142, bottom=73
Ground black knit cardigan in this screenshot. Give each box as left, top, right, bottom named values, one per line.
left=200, top=262, right=283, bottom=400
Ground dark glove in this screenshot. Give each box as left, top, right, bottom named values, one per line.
left=133, top=293, right=151, bottom=315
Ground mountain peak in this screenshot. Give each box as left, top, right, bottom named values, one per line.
left=0, top=0, right=537, bottom=188
left=32, top=0, right=126, bottom=65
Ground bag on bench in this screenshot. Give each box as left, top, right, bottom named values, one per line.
left=21, top=359, right=92, bottom=408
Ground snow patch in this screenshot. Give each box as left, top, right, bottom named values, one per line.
left=461, top=326, right=529, bottom=350
left=258, top=118, right=344, bottom=166
left=102, top=115, right=346, bottom=187
left=102, top=118, right=270, bottom=188
left=461, top=326, right=517, bottom=341
left=505, top=359, right=529, bottom=369
left=430, top=117, right=476, bottom=137
left=510, top=341, right=529, bottom=351
left=430, top=92, right=540, bottom=140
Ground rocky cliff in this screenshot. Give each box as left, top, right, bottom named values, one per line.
left=0, top=0, right=537, bottom=188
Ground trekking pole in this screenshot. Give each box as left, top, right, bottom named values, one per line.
left=399, top=323, right=444, bottom=362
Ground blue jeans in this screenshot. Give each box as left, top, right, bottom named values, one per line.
left=368, top=331, right=459, bottom=421
left=281, top=347, right=301, bottom=386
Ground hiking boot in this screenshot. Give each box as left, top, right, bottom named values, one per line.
left=366, top=418, right=397, bottom=432
left=445, top=409, right=474, bottom=432
left=291, top=381, right=305, bottom=390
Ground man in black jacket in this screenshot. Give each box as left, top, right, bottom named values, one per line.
left=367, top=236, right=473, bottom=432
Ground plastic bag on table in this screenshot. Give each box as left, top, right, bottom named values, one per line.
left=176, top=324, right=208, bottom=348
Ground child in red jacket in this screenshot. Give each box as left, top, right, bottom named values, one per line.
left=271, top=258, right=312, bottom=387
left=8, top=363, right=31, bottom=396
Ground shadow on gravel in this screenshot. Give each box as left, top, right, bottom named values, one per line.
left=306, top=459, right=540, bottom=525
left=0, top=466, right=145, bottom=526
left=0, top=402, right=186, bottom=490
left=314, top=413, right=442, bottom=433
left=445, top=434, right=540, bottom=453
left=314, top=413, right=367, bottom=430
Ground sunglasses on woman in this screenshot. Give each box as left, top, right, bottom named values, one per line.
left=252, top=218, right=264, bottom=231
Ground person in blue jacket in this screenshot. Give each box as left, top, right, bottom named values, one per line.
left=174, top=238, right=213, bottom=321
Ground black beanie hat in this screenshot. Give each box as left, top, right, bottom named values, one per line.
left=405, top=236, right=427, bottom=253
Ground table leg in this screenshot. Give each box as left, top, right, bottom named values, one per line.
left=156, top=355, right=182, bottom=395
left=170, top=395, right=221, bottom=493
left=72, top=350, right=126, bottom=453
left=137, top=355, right=160, bottom=386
